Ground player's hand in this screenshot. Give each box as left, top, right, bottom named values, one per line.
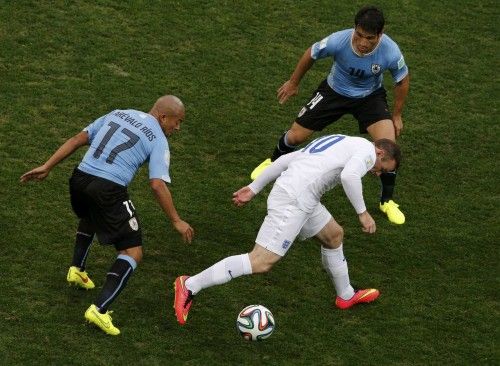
left=232, top=186, right=255, bottom=207
left=20, top=165, right=50, bottom=183
left=358, top=211, right=376, bottom=234
left=392, top=115, right=403, bottom=137
left=277, top=80, right=299, bottom=104
left=173, top=220, right=194, bottom=243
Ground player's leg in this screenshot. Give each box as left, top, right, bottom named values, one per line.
left=175, top=186, right=303, bottom=325
left=251, top=80, right=344, bottom=180
left=184, top=251, right=256, bottom=295
left=174, top=245, right=280, bottom=325
left=181, top=245, right=280, bottom=297
left=67, top=218, right=96, bottom=289
left=84, top=246, right=141, bottom=336
left=67, top=169, right=96, bottom=289
left=271, top=123, right=314, bottom=161
left=84, top=179, right=141, bottom=335
left=251, top=123, right=312, bottom=180
left=94, top=246, right=141, bottom=314
left=356, top=88, right=405, bottom=224
left=366, top=120, right=405, bottom=224
left=314, top=218, right=380, bottom=309
left=314, top=219, right=353, bottom=300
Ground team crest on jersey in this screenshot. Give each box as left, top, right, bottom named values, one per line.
left=282, top=240, right=291, bottom=249
left=371, top=64, right=381, bottom=74
left=298, top=107, right=307, bottom=118
left=129, top=217, right=139, bottom=231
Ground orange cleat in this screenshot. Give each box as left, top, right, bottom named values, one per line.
left=335, top=288, right=380, bottom=309
left=173, top=275, right=194, bottom=325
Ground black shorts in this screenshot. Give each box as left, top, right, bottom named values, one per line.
left=69, top=168, right=142, bottom=251
left=296, top=79, right=392, bottom=133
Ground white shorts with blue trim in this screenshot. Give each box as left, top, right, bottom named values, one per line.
left=255, top=186, right=332, bottom=257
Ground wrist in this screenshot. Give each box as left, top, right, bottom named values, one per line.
left=171, top=217, right=182, bottom=224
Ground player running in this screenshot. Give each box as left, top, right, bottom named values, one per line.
left=21, top=95, right=194, bottom=335
left=174, top=135, right=401, bottom=325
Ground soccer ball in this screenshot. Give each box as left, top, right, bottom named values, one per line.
left=236, top=304, right=275, bottom=341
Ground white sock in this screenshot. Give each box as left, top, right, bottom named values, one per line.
left=321, top=244, right=355, bottom=300
left=185, top=254, right=252, bottom=295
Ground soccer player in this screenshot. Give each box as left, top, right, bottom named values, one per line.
left=251, top=6, right=409, bottom=225
left=21, top=95, right=194, bottom=335
left=174, top=135, right=401, bottom=325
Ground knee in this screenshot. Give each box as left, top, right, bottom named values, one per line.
left=323, top=226, right=344, bottom=249
left=286, top=131, right=302, bottom=146
left=248, top=252, right=277, bottom=274
left=287, top=126, right=312, bottom=145
left=134, top=251, right=143, bottom=263
left=120, top=247, right=143, bottom=264
left=250, top=258, right=274, bottom=274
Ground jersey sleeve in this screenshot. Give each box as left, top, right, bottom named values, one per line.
left=387, top=43, right=409, bottom=83
left=148, top=139, right=171, bottom=183
left=248, top=152, right=298, bottom=194
left=83, top=112, right=110, bottom=143
left=340, top=156, right=370, bottom=214
left=310, top=31, right=341, bottom=60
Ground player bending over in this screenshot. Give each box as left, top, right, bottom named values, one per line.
left=174, top=134, right=400, bottom=325
left=21, top=95, right=194, bottom=335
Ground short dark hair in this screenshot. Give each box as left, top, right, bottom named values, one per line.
left=354, top=6, right=385, bottom=34
left=374, top=138, right=401, bottom=169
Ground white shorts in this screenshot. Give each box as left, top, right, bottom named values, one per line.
left=255, top=186, right=332, bottom=257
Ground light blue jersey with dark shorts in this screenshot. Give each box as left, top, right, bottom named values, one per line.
left=78, top=109, right=170, bottom=186
left=311, top=29, right=408, bottom=98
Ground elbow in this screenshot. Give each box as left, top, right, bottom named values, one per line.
left=150, top=178, right=166, bottom=193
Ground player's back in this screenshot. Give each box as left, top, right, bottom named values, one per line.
left=79, top=109, right=166, bottom=186
left=275, top=135, right=374, bottom=211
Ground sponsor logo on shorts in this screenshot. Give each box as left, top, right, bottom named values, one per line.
left=129, top=217, right=139, bottom=231
left=371, top=63, right=381, bottom=74
left=298, top=107, right=307, bottom=118
left=282, top=240, right=291, bottom=249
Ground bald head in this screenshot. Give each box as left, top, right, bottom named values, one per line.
left=151, top=95, right=185, bottom=118
left=150, top=95, right=186, bottom=136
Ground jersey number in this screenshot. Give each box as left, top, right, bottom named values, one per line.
left=302, top=135, right=345, bottom=154
left=93, top=121, right=140, bottom=164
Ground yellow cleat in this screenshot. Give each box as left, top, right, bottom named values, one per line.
left=67, top=266, right=95, bottom=290
left=84, top=304, right=120, bottom=335
left=379, top=200, right=405, bottom=225
left=250, top=158, right=272, bottom=180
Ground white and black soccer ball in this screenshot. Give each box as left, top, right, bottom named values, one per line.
left=236, top=304, right=275, bottom=341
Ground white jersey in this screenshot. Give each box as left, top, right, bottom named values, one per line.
left=249, top=135, right=375, bottom=214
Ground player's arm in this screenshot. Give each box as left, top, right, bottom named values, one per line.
left=340, top=157, right=376, bottom=233
left=20, top=131, right=89, bottom=183
left=233, top=152, right=297, bottom=206
left=150, top=178, right=194, bottom=243
left=277, top=46, right=316, bottom=104
left=392, top=74, right=409, bottom=137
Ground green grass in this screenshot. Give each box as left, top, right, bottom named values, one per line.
left=1, top=0, right=498, bottom=365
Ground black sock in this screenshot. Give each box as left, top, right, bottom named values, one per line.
left=95, top=255, right=137, bottom=313
left=71, top=219, right=94, bottom=271
left=380, top=171, right=397, bottom=203
left=271, top=131, right=297, bottom=161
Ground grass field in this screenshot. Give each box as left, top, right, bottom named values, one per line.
left=1, top=1, right=498, bottom=365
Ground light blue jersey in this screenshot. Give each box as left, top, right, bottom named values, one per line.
left=311, top=29, right=408, bottom=98
left=78, top=109, right=170, bottom=186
